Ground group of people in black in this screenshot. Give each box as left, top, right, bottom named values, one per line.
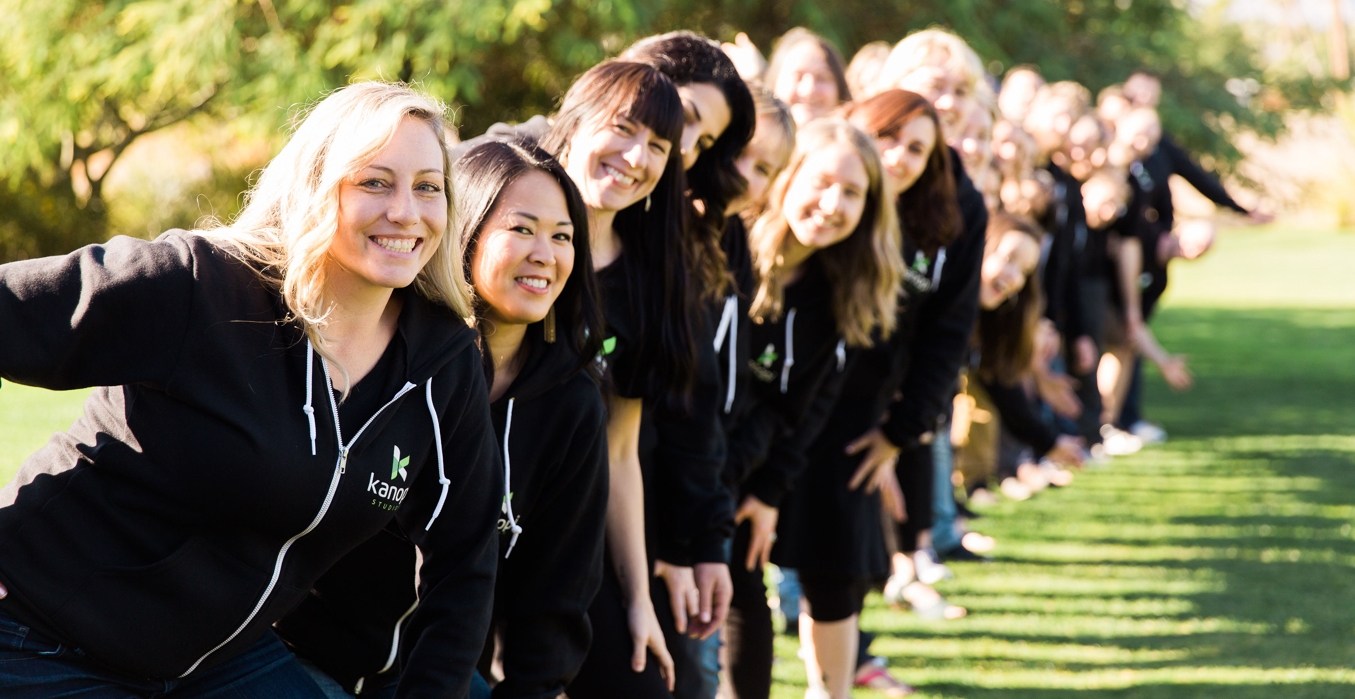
left=0, top=23, right=1264, bottom=699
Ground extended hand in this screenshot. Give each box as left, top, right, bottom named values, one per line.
left=734, top=495, right=779, bottom=572
left=626, top=593, right=675, bottom=689
left=653, top=560, right=698, bottom=635
left=688, top=562, right=732, bottom=639
left=720, top=32, right=767, bottom=80
left=846, top=427, right=902, bottom=494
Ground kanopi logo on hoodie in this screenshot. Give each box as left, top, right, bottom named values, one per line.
left=368, top=445, right=411, bottom=511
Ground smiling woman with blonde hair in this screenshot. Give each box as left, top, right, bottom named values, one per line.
left=0, top=81, right=502, bottom=698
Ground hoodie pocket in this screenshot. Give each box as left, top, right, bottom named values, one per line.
left=50, top=534, right=268, bottom=679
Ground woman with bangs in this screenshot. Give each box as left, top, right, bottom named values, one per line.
left=722, top=118, right=904, bottom=699
left=277, top=137, right=609, bottom=699
left=534, top=60, right=697, bottom=699
left=0, top=82, right=501, bottom=698
left=620, top=31, right=760, bottom=699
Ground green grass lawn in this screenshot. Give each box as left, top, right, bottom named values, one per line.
left=2, top=226, right=1354, bottom=696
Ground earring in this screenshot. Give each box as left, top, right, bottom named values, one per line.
left=645, top=194, right=652, bottom=212
left=543, top=305, right=557, bottom=343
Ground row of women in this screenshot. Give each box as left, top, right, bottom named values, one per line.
left=0, top=24, right=1217, bottom=699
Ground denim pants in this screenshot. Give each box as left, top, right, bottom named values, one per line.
left=0, top=609, right=326, bottom=698
left=931, top=418, right=962, bottom=553
left=300, top=660, right=491, bottom=699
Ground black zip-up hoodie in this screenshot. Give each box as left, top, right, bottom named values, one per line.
left=0, top=232, right=501, bottom=697
left=277, top=325, right=609, bottom=699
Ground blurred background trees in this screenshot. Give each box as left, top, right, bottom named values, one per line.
left=0, top=0, right=1344, bottom=261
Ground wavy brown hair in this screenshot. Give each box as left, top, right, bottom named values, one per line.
left=843, top=89, right=962, bottom=254
left=748, top=118, right=904, bottom=348
left=976, top=211, right=1044, bottom=385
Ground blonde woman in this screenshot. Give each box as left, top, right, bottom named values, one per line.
left=874, top=28, right=987, bottom=144
left=722, top=118, right=903, bottom=698
left=0, top=82, right=501, bottom=698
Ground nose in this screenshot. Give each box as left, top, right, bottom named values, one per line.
left=386, top=184, right=419, bottom=227
left=797, top=73, right=817, bottom=98
left=681, top=125, right=701, bottom=161
left=819, top=182, right=843, bottom=215
left=934, top=91, right=955, bottom=112
left=527, top=233, right=555, bottom=267
left=623, top=139, right=647, bottom=170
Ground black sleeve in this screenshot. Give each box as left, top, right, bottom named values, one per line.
left=880, top=168, right=986, bottom=447
left=722, top=404, right=782, bottom=491
left=978, top=377, right=1058, bottom=457
left=0, top=232, right=196, bottom=390
left=493, top=398, right=608, bottom=699
left=1161, top=136, right=1247, bottom=214
left=652, top=327, right=735, bottom=564
left=394, top=350, right=502, bottom=699
left=745, top=352, right=854, bottom=508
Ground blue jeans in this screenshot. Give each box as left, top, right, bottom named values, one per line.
left=931, top=420, right=962, bottom=553
left=300, top=662, right=490, bottom=699
left=776, top=567, right=802, bottom=631
left=0, top=610, right=326, bottom=698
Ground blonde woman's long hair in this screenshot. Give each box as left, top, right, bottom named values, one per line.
left=748, top=118, right=904, bottom=348
left=201, top=82, right=471, bottom=380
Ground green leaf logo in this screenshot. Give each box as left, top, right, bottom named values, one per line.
left=601, top=336, right=617, bottom=356
left=757, top=343, right=778, bottom=368
left=392, top=446, right=410, bottom=481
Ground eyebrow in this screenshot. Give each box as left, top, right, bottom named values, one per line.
left=689, top=100, right=703, bottom=124
left=367, top=165, right=444, bottom=176
left=508, top=210, right=574, bottom=228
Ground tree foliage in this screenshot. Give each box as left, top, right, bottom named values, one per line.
left=0, top=0, right=1332, bottom=260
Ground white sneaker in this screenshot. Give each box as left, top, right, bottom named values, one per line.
left=1100, top=425, right=1143, bottom=456
left=1129, top=420, right=1168, bottom=445
left=913, top=548, right=954, bottom=585
left=1039, top=459, right=1075, bottom=486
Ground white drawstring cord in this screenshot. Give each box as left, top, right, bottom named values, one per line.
left=931, top=247, right=948, bottom=288
left=836, top=338, right=847, bottom=371
left=780, top=308, right=796, bottom=394
left=423, top=379, right=451, bottom=531
left=303, top=340, right=317, bottom=456
left=502, top=397, right=523, bottom=557
left=713, top=295, right=738, bottom=414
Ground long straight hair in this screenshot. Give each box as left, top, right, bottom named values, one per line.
left=624, top=31, right=756, bottom=301
left=749, top=118, right=904, bottom=348
left=201, top=82, right=470, bottom=388
left=452, top=138, right=604, bottom=383
left=977, top=211, right=1044, bottom=385
left=540, top=61, right=699, bottom=406
left=843, top=89, right=962, bottom=254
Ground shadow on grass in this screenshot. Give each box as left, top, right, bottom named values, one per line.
left=850, top=308, right=1355, bottom=698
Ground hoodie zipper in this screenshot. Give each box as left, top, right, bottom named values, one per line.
left=178, top=356, right=418, bottom=678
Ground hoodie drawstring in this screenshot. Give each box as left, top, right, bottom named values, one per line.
left=303, top=341, right=317, bottom=456
left=713, top=295, right=738, bottom=414
left=836, top=338, right=847, bottom=371
left=502, top=397, right=523, bottom=557
left=423, top=380, right=451, bottom=532
left=931, top=247, right=948, bottom=289
left=780, top=308, right=796, bottom=394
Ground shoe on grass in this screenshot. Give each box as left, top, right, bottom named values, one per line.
left=938, top=544, right=992, bottom=563
left=1000, top=477, right=1032, bottom=501
left=913, top=548, right=954, bottom=585
left=1129, top=420, right=1168, bottom=445
left=854, top=657, right=916, bottom=696
left=1039, top=459, right=1075, bottom=487
left=1100, top=425, right=1143, bottom=456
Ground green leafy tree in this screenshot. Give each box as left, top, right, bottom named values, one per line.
left=0, top=0, right=1332, bottom=260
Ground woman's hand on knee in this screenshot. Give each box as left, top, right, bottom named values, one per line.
left=626, top=595, right=674, bottom=690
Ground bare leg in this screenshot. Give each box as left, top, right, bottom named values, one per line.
left=803, top=615, right=858, bottom=699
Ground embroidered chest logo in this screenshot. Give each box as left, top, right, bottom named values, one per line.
left=749, top=343, right=778, bottom=383
left=498, top=491, right=520, bottom=534
left=368, top=445, right=411, bottom=511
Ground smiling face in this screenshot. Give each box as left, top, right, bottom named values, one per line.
left=875, top=114, right=937, bottom=198
left=783, top=142, right=869, bottom=251
left=729, top=114, right=793, bottom=215
left=896, top=65, right=973, bottom=142
left=472, top=170, right=576, bottom=327
left=677, top=83, right=732, bottom=171
left=773, top=42, right=842, bottom=126
left=329, top=117, right=446, bottom=293
left=979, top=229, right=1041, bottom=309
left=564, top=109, right=673, bottom=214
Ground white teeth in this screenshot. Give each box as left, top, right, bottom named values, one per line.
left=373, top=237, right=416, bottom=253
left=602, top=164, right=637, bottom=186
left=517, top=277, right=548, bottom=289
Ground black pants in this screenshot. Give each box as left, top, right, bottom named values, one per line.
left=566, top=559, right=673, bottom=699
left=1116, top=357, right=1145, bottom=429
left=895, top=442, right=935, bottom=550
left=799, top=571, right=871, bottom=622
left=725, top=522, right=773, bottom=699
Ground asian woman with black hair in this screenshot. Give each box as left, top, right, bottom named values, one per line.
left=723, top=118, right=904, bottom=699
left=536, top=61, right=695, bottom=698
left=277, top=137, right=608, bottom=699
